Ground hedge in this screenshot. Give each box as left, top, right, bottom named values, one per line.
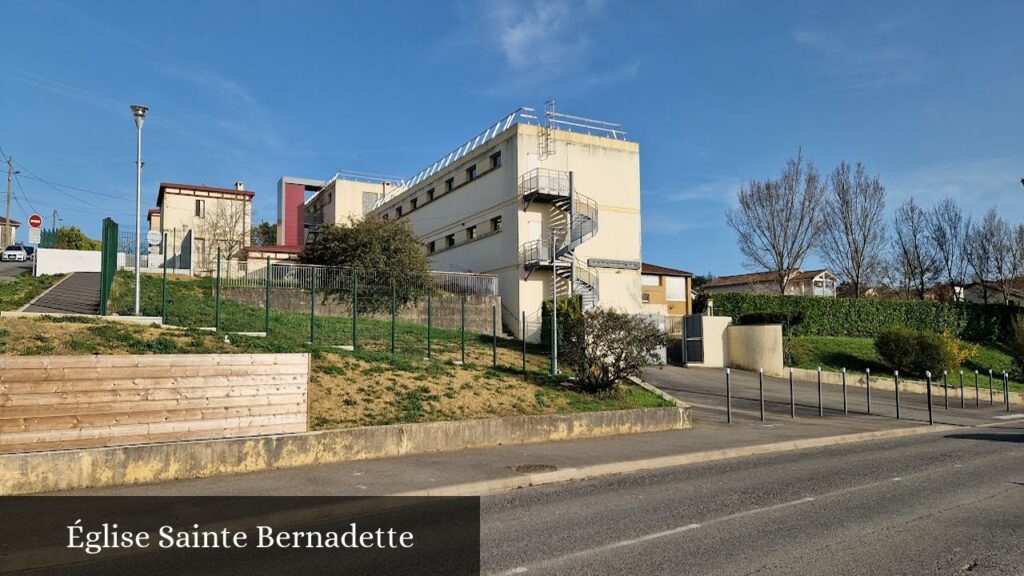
left=711, top=292, right=1021, bottom=343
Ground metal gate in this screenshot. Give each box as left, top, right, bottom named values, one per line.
left=682, top=314, right=704, bottom=364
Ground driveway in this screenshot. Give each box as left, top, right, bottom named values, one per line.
left=0, top=260, right=31, bottom=282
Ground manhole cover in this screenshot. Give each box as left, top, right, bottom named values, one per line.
left=511, top=464, right=558, bottom=474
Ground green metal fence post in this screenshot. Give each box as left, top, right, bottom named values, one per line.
left=461, top=296, right=466, bottom=365
left=310, top=267, right=317, bottom=344
left=161, top=233, right=168, bottom=324
left=391, top=284, right=397, bottom=356
left=214, top=248, right=222, bottom=332
left=352, top=270, right=359, bottom=350
left=427, top=293, right=433, bottom=359
left=522, top=311, right=527, bottom=374
left=264, top=256, right=271, bottom=335
left=492, top=305, right=497, bottom=368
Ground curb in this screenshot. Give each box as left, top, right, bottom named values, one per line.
left=391, top=423, right=960, bottom=497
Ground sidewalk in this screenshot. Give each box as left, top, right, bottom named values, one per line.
left=63, top=406, right=960, bottom=497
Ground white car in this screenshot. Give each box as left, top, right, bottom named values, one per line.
left=1, top=245, right=27, bottom=262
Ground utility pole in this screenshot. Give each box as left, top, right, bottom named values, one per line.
left=51, top=209, right=59, bottom=230
left=551, top=227, right=558, bottom=375
left=131, top=104, right=148, bottom=316
left=4, top=157, right=14, bottom=246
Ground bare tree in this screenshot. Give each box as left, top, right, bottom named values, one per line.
left=964, top=210, right=997, bottom=304
left=726, top=149, right=826, bottom=294
left=818, top=161, right=887, bottom=298
left=991, top=216, right=1024, bottom=304
left=890, top=198, right=938, bottom=300
left=927, top=197, right=970, bottom=301
left=196, top=201, right=249, bottom=269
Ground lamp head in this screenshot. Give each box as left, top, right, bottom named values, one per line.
left=130, top=104, right=149, bottom=129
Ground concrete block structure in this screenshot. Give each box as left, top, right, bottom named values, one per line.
left=296, top=105, right=644, bottom=340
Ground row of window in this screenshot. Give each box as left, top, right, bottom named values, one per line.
left=383, top=151, right=502, bottom=222
left=427, top=215, right=502, bottom=254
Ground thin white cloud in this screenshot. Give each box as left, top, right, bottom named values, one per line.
left=792, top=21, right=926, bottom=89
left=886, top=158, right=1024, bottom=221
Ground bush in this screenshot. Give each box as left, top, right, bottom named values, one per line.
left=714, top=292, right=1020, bottom=344
left=874, top=327, right=977, bottom=377
left=1010, top=317, right=1024, bottom=378
left=540, top=295, right=582, bottom=350
left=561, top=308, right=665, bottom=393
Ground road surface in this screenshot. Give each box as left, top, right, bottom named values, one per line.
left=481, top=422, right=1024, bottom=575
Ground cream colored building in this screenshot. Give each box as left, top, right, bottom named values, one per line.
left=704, top=269, right=838, bottom=297
left=304, top=175, right=395, bottom=232
left=151, top=181, right=254, bottom=273
left=641, top=263, right=693, bottom=317
left=302, top=107, right=644, bottom=340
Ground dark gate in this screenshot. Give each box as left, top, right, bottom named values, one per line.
left=682, top=314, right=704, bottom=364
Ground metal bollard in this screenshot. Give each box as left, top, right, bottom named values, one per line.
left=817, top=367, right=823, bottom=417
left=789, top=368, right=795, bottom=418
left=726, top=368, right=733, bottom=424
left=943, top=370, right=949, bottom=410
left=989, top=369, right=994, bottom=405
left=926, top=371, right=934, bottom=425
left=1005, top=372, right=1011, bottom=413
left=974, top=370, right=980, bottom=407
left=894, top=370, right=901, bottom=420
left=959, top=370, right=965, bottom=409
left=866, top=368, right=872, bottom=415
left=842, top=368, right=848, bottom=415
left=759, top=368, right=765, bottom=423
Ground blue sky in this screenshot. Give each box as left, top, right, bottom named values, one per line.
left=1, top=0, right=1022, bottom=275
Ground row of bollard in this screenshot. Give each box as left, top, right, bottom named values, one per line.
left=725, top=366, right=1014, bottom=425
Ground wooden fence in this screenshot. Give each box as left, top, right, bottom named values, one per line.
left=0, top=353, right=309, bottom=454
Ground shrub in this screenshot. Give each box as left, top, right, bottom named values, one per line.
left=1010, top=317, right=1024, bottom=378
left=874, top=327, right=977, bottom=377
left=874, top=327, right=919, bottom=373
left=714, top=292, right=1020, bottom=344
left=561, top=308, right=665, bottom=393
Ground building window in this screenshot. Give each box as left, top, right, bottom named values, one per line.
left=491, top=215, right=502, bottom=232
left=195, top=199, right=205, bottom=218
left=666, top=277, right=687, bottom=301
left=490, top=151, right=502, bottom=169
left=411, top=197, right=419, bottom=210
left=642, top=292, right=651, bottom=303
left=396, top=205, right=404, bottom=218
left=445, top=177, right=455, bottom=192
left=466, top=164, right=477, bottom=181
left=466, top=225, right=477, bottom=240
left=427, top=188, right=435, bottom=201
left=445, top=234, right=455, bottom=248
left=428, top=240, right=436, bottom=254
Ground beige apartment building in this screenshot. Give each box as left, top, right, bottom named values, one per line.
left=303, top=106, right=644, bottom=340
left=151, top=181, right=254, bottom=273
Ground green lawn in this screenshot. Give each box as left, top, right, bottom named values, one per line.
left=788, top=335, right=1023, bottom=392
left=0, top=273, right=62, bottom=311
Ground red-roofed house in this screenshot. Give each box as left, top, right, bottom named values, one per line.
left=703, top=269, right=837, bottom=297
left=149, top=181, right=254, bottom=272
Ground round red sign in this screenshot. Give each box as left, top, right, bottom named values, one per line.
left=28, top=214, right=42, bottom=228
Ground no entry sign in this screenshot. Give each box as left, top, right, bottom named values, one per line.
left=28, top=214, right=42, bottom=228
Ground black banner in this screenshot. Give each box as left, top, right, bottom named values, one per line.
left=0, top=496, right=480, bottom=575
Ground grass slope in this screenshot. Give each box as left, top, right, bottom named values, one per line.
left=0, top=273, right=62, bottom=311
left=788, top=335, right=1023, bottom=392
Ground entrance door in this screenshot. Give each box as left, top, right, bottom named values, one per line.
left=683, top=315, right=704, bottom=364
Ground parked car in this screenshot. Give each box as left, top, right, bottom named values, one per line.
left=1, top=245, right=28, bottom=262
left=21, top=245, right=35, bottom=260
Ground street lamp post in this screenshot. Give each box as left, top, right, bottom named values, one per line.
left=130, top=104, right=148, bottom=316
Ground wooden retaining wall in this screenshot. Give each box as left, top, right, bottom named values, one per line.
left=0, top=353, right=309, bottom=454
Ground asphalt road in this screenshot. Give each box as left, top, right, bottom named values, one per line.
left=0, top=260, right=31, bottom=282
left=644, top=365, right=1014, bottom=427
left=481, top=423, right=1024, bottom=575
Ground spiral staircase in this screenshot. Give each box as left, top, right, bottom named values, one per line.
left=519, top=168, right=600, bottom=309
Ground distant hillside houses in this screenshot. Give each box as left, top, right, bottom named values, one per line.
left=703, top=269, right=838, bottom=297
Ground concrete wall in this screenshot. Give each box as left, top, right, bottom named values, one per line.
left=690, top=316, right=732, bottom=368
left=34, top=248, right=101, bottom=276
left=727, top=324, right=784, bottom=376
left=0, top=406, right=690, bottom=495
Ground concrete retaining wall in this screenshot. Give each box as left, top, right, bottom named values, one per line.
left=727, top=324, right=784, bottom=376
left=34, top=248, right=101, bottom=276
left=789, top=367, right=1024, bottom=406
left=0, top=406, right=690, bottom=495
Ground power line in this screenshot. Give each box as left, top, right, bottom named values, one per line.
left=15, top=171, right=133, bottom=201
left=12, top=173, right=40, bottom=214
